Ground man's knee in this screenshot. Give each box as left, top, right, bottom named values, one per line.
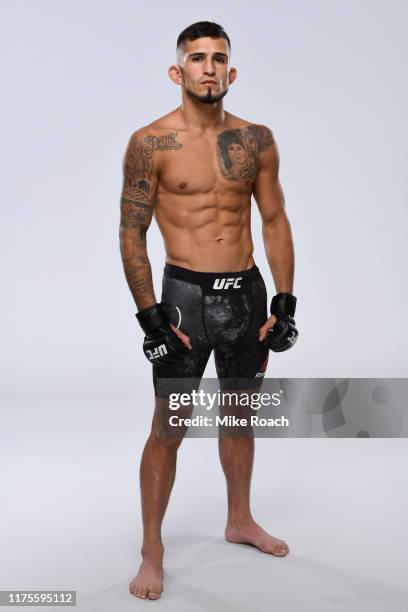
left=148, top=425, right=184, bottom=452
left=147, top=399, right=191, bottom=451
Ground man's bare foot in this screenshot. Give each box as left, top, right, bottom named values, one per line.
left=225, top=519, right=289, bottom=556
left=129, top=554, right=164, bottom=600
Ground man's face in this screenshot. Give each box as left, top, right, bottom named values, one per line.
left=178, top=37, right=233, bottom=104
left=228, top=142, right=246, bottom=164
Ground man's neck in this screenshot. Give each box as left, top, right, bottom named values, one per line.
left=178, top=91, right=226, bottom=131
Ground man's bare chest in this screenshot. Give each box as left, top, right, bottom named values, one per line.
left=156, top=127, right=261, bottom=196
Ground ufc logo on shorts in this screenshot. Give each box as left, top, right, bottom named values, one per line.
left=213, top=277, right=242, bottom=290
left=146, top=344, right=168, bottom=360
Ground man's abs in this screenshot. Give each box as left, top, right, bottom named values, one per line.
left=155, top=192, right=255, bottom=272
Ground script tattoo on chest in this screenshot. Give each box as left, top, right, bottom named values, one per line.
left=143, top=132, right=182, bottom=155
left=216, top=124, right=274, bottom=184
left=122, top=131, right=183, bottom=206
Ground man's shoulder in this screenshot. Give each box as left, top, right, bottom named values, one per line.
left=224, top=112, right=273, bottom=133
left=224, top=113, right=275, bottom=152
left=129, top=109, right=183, bottom=141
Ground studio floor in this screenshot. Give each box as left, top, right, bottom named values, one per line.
left=1, top=389, right=407, bottom=611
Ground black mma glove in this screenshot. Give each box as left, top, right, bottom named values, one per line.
left=136, top=303, right=190, bottom=366
left=265, top=293, right=299, bottom=352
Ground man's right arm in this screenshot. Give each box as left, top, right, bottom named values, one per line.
left=119, top=131, right=158, bottom=311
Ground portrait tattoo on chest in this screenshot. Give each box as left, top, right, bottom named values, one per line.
left=216, top=124, right=274, bottom=184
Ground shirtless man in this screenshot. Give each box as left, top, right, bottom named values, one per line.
left=119, top=21, right=298, bottom=600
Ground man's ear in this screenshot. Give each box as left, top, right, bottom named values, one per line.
left=168, top=64, right=184, bottom=85
left=228, top=67, right=238, bottom=85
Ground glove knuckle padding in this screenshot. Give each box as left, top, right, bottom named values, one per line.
left=136, top=303, right=189, bottom=365
left=267, top=293, right=299, bottom=353
left=266, top=318, right=298, bottom=352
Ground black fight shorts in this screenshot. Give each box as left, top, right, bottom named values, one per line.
left=153, top=263, right=270, bottom=398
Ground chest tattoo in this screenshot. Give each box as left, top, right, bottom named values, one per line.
left=143, top=132, right=182, bottom=155
left=123, top=132, right=182, bottom=205
left=216, top=124, right=274, bottom=184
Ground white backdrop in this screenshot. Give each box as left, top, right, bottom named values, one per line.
left=1, top=2, right=408, bottom=610
left=2, top=0, right=407, bottom=397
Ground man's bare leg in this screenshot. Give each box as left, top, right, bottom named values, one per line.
left=219, top=435, right=289, bottom=556
left=129, top=406, right=184, bottom=600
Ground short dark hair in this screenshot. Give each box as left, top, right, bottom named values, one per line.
left=176, top=21, right=231, bottom=56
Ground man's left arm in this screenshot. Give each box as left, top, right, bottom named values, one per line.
left=253, top=127, right=294, bottom=294
left=252, top=126, right=298, bottom=350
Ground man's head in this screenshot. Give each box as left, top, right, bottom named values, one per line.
left=169, top=21, right=237, bottom=104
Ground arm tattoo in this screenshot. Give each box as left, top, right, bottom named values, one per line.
left=216, top=124, right=275, bottom=184
left=121, top=131, right=182, bottom=204
left=119, top=132, right=182, bottom=309
left=119, top=206, right=153, bottom=307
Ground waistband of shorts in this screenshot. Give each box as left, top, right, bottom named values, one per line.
left=163, top=263, right=261, bottom=294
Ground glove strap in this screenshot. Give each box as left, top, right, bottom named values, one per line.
left=135, top=303, right=170, bottom=335
left=270, top=293, right=297, bottom=318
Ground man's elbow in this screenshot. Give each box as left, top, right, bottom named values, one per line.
left=119, top=223, right=148, bottom=262
left=262, top=209, right=289, bottom=235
